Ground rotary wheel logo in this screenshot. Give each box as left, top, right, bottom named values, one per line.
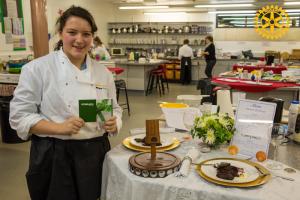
left=255, top=5, right=290, bottom=40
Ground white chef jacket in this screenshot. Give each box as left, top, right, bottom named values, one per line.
left=178, top=44, right=193, bottom=59
left=9, top=49, right=122, bottom=140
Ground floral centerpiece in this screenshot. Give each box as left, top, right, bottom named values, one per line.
left=191, top=113, right=235, bottom=148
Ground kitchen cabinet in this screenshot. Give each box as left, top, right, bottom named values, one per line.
left=107, top=22, right=213, bottom=55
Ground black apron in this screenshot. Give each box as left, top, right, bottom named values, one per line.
left=26, top=134, right=110, bottom=200
left=180, top=56, right=192, bottom=84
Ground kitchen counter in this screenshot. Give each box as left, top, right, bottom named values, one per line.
left=113, top=59, right=169, bottom=93
left=114, top=59, right=169, bottom=66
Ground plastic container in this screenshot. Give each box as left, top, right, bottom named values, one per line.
left=0, top=96, right=26, bottom=143
left=287, top=100, right=299, bottom=135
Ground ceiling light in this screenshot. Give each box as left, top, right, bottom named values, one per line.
left=284, top=2, right=300, bottom=5
left=209, top=10, right=256, bottom=14
left=195, top=4, right=253, bottom=8
left=144, top=12, right=186, bottom=16
left=119, top=6, right=169, bottom=10
left=218, top=14, right=256, bottom=17
left=286, top=9, right=300, bottom=12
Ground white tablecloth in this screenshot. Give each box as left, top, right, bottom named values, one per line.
left=101, top=132, right=300, bottom=200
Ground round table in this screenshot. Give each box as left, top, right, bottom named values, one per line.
left=101, top=132, right=300, bottom=200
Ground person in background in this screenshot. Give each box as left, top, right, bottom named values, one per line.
left=92, top=36, right=111, bottom=60
left=202, top=35, right=216, bottom=79
left=9, top=6, right=122, bottom=200
left=178, top=39, right=193, bottom=84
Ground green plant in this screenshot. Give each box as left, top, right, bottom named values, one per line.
left=191, top=113, right=235, bottom=147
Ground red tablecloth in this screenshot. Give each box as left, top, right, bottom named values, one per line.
left=212, top=77, right=300, bottom=93
left=232, top=64, right=287, bottom=74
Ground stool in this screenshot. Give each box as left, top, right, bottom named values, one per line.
left=158, top=65, right=169, bottom=92
left=146, top=69, right=165, bottom=96
left=107, top=67, right=130, bottom=116
left=115, top=79, right=130, bottom=116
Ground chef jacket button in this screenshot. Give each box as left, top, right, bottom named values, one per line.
left=75, top=76, right=78, bottom=79
left=68, top=105, right=71, bottom=108
left=62, top=62, right=64, bottom=64
left=66, top=82, right=68, bottom=86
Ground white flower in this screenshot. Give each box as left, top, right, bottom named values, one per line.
left=219, top=117, right=230, bottom=129
left=205, top=129, right=216, bottom=145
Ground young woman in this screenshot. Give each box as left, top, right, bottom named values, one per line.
left=202, top=35, right=216, bottom=79
left=9, top=6, right=122, bottom=200
left=92, top=36, right=111, bottom=60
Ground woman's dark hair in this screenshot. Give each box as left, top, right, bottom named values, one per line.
left=94, top=36, right=103, bottom=46
left=205, top=35, right=214, bottom=43
left=183, top=39, right=189, bottom=44
left=54, top=6, right=98, bottom=51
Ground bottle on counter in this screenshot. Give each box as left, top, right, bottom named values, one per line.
left=128, top=51, right=135, bottom=61
left=287, top=100, right=299, bottom=135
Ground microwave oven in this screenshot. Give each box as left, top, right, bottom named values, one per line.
left=110, top=48, right=124, bottom=56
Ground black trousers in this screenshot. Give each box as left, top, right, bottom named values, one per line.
left=180, top=57, right=192, bottom=84
left=26, top=134, right=111, bottom=200
left=205, top=59, right=216, bottom=78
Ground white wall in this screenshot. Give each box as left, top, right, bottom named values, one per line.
left=110, top=8, right=300, bottom=56
left=0, top=1, right=299, bottom=60
left=47, top=0, right=115, bottom=50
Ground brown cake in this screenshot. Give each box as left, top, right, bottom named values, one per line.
left=134, top=137, right=162, bottom=146
left=215, top=162, right=244, bottom=180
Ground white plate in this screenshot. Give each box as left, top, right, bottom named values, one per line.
left=130, top=134, right=174, bottom=148
left=201, top=159, right=259, bottom=183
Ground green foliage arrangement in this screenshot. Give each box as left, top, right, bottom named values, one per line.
left=191, top=113, right=235, bottom=147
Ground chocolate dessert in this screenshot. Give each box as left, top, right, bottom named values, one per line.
left=134, top=137, right=162, bottom=146
left=214, top=162, right=244, bottom=180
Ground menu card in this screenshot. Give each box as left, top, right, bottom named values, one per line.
left=231, top=99, right=277, bottom=158
left=79, top=99, right=113, bottom=122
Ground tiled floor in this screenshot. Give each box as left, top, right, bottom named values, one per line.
left=0, top=83, right=199, bottom=200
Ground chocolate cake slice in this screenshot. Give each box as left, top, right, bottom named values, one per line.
left=214, top=162, right=243, bottom=180
left=134, top=137, right=162, bottom=146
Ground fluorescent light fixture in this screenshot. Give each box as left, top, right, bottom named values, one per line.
left=119, top=6, right=169, bottom=10
left=218, top=14, right=256, bottom=17
left=284, top=2, right=300, bottom=5
left=195, top=4, right=253, bottom=8
left=144, top=12, right=186, bottom=16
left=209, top=10, right=256, bottom=14
left=286, top=9, right=300, bottom=12
left=223, top=17, right=254, bottom=20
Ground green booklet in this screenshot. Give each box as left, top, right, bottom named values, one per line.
left=79, top=99, right=113, bottom=122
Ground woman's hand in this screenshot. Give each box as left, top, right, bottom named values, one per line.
left=103, top=116, right=117, bottom=133
left=57, top=117, right=85, bottom=135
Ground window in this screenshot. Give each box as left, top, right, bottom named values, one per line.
left=216, top=13, right=300, bottom=28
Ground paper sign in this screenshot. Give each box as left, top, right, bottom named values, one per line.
left=231, top=99, right=276, bottom=158
left=79, top=99, right=113, bottom=123
left=79, top=99, right=97, bottom=122
left=235, top=99, right=276, bottom=123
left=232, top=122, right=272, bottom=157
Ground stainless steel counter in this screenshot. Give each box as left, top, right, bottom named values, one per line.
left=115, top=59, right=169, bottom=66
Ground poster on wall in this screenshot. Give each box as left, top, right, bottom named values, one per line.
left=0, top=0, right=25, bottom=50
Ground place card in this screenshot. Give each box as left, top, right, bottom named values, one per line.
left=79, top=99, right=113, bottom=122
left=231, top=99, right=277, bottom=158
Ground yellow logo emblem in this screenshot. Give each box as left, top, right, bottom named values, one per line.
left=255, top=5, right=290, bottom=40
